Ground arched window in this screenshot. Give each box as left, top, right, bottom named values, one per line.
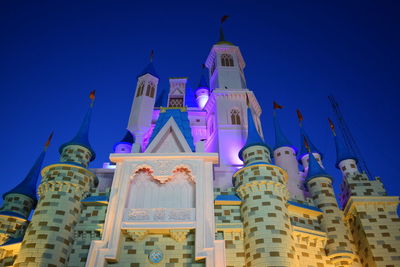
left=136, top=81, right=145, bottom=97
left=221, top=54, right=234, bottom=67
left=146, top=82, right=155, bottom=98
left=231, top=109, right=241, bottom=125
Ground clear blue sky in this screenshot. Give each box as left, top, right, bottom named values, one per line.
left=0, top=1, right=399, bottom=202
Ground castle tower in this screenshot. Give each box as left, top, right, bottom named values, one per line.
left=298, top=126, right=323, bottom=169
left=127, top=60, right=159, bottom=149
left=0, top=136, right=50, bottom=246
left=272, top=108, right=304, bottom=201
left=305, top=151, right=354, bottom=266
left=167, top=78, right=187, bottom=107
left=332, top=126, right=400, bottom=266
left=113, top=130, right=134, bottom=153
left=14, top=94, right=98, bottom=267
left=233, top=106, right=295, bottom=267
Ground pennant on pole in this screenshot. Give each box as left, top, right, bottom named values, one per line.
left=221, top=15, right=229, bottom=24
left=273, top=101, right=283, bottom=110
left=304, top=137, right=310, bottom=152
left=296, top=109, right=303, bottom=123
left=44, top=131, right=54, bottom=150
left=328, top=118, right=336, bottom=136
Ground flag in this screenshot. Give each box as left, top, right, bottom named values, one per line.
left=89, top=90, right=96, bottom=101
left=221, top=15, right=229, bottom=23
left=304, top=137, right=310, bottom=152
left=150, top=49, right=154, bottom=62
left=273, top=101, right=283, bottom=110
left=296, top=109, right=303, bottom=122
left=45, top=131, right=54, bottom=149
left=328, top=118, right=335, bottom=134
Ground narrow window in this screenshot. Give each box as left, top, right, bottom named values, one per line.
left=231, top=109, right=241, bottom=125
left=221, top=54, right=234, bottom=67
left=136, top=82, right=145, bottom=97
left=146, top=82, right=155, bottom=98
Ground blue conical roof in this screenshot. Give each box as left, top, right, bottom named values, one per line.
left=59, top=107, right=96, bottom=161
left=137, top=62, right=159, bottom=79
left=197, top=73, right=209, bottom=90
left=113, top=131, right=134, bottom=152
left=3, top=150, right=46, bottom=203
left=239, top=108, right=271, bottom=160
left=155, top=86, right=168, bottom=107
left=334, top=134, right=357, bottom=168
left=305, top=151, right=332, bottom=182
left=298, top=127, right=322, bottom=161
left=273, top=114, right=296, bottom=151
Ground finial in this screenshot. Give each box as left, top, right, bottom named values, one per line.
left=219, top=15, right=229, bottom=42
left=44, top=131, right=54, bottom=151
left=304, top=137, right=310, bottom=153
left=296, top=109, right=303, bottom=126
left=328, top=118, right=336, bottom=136
left=89, top=90, right=96, bottom=108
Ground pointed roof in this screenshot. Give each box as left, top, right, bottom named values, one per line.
left=273, top=114, right=296, bottom=151
left=137, top=62, right=159, bottom=79
left=239, top=108, right=271, bottom=160
left=148, top=109, right=195, bottom=151
left=298, top=127, right=322, bottom=161
left=59, top=106, right=96, bottom=161
left=197, top=73, right=209, bottom=90
left=155, top=86, right=168, bottom=107
left=334, top=134, right=358, bottom=168
left=113, top=131, right=135, bottom=152
left=3, top=150, right=46, bottom=203
left=305, top=151, right=332, bottom=182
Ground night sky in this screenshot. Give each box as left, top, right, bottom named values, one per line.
left=0, top=1, right=399, bottom=205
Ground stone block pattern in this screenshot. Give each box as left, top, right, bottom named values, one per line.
left=13, top=164, right=96, bottom=267
left=235, top=164, right=294, bottom=267
left=347, top=204, right=400, bottom=267
left=60, top=145, right=93, bottom=168
left=107, top=231, right=204, bottom=266
left=0, top=246, right=19, bottom=267
left=0, top=194, right=34, bottom=219
left=0, top=216, right=27, bottom=245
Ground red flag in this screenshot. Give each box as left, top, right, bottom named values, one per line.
left=89, top=90, right=96, bottom=101
left=45, top=131, right=54, bottom=149
left=273, top=101, right=283, bottom=110
left=296, top=109, right=303, bottom=122
left=304, top=137, right=310, bottom=152
left=221, top=15, right=229, bottom=23
left=328, top=118, right=335, bottom=135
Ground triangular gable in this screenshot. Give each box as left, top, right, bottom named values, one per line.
left=145, top=117, right=192, bottom=153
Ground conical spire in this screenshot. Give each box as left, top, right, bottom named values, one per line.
left=138, top=61, right=159, bottom=79
left=305, top=151, right=332, bottom=182
left=113, top=131, right=135, bottom=152
left=298, top=127, right=322, bottom=160
left=59, top=100, right=96, bottom=161
left=197, top=73, right=209, bottom=90
left=155, top=86, right=168, bottom=107
left=334, top=134, right=357, bottom=168
left=239, top=107, right=271, bottom=160
left=3, top=133, right=53, bottom=203
left=273, top=113, right=295, bottom=151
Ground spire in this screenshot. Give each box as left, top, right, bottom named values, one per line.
left=298, top=127, right=322, bottom=160
left=137, top=51, right=159, bottom=78
left=216, top=15, right=234, bottom=45
left=239, top=106, right=271, bottom=160
left=197, top=72, right=209, bottom=90
left=273, top=113, right=295, bottom=151
left=113, top=131, right=135, bottom=152
left=59, top=93, right=96, bottom=161
left=334, top=134, right=358, bottom=168
left=3, top=133, right=53, bottom=203
left=305, top=151, right=332, bottom=182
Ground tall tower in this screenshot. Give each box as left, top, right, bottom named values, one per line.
left=204, top=28, right=262, bottom=188
left=233, top=107, right=295, bottom=267
left=0, top=137, right=49, bottom=246
left=305, top=151, right=354, bottom=266
left=14, top=95, right=98, bottom=267
left=127, top=61, right=159, bottom=150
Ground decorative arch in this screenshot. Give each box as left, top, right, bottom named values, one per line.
left=136, top=81, right=145, bottom=97
left=221, top=54, right=234, bottom=67
left=145, top=81, right=156, bottom=98
left=230, top=109, right=241, bottom=125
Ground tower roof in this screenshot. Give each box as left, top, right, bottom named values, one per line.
left=334, top=134, right=358, bottom=168
left=197, top=73, right=209, bottom=90
left=137, top=62, right=159, bottom=79
left=3, top=150, right=46, bottom=203
left=113, top=131, right=135, bottom=152
left=216, top=25, right=234, bottom=46
left=305, top=151, right=332, bottom=182
left=298, top=127, right=322, bottom=161
left=59, top=106, right=96, bottom=161
left=239, top=108, right=271, bottom=160
left=273, top=114, right=296, bottom=151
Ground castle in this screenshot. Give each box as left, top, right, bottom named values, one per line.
left=0, top=28, right=399, bottom=267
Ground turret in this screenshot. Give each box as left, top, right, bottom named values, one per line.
left=0, top=134, right=52, bottom=245
left=233, top=105, right=295, bottom=266
left=14, top=93, right=98, bottom=267
left=298, top=127, right=323, bottom=169
left=272, top=105, right=303, bottom=200
left=334, top=134, right=359, bottom=177
left=127, top=58, right=159, bottom=150
left=304, top=151, right=354, bottom=266
left=113, top=131, right=134, bottom=153
left=195, top=72, right=209, bottom=109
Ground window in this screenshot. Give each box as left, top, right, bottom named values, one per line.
left=136, top=81, right=145, bottom=97
left=168, top=97, right=183, bottom=107
left=145, top=82, right=155, bottom=98
left=221, top=54, right=234, bottom=67
left=231, top=109, right=241, bottom=125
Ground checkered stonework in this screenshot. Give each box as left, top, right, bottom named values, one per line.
left=60, top=145, right=93, bottom=168
left=307, top=177, right=354, bottom=266
left=13, top=163, right=97, bottom=267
